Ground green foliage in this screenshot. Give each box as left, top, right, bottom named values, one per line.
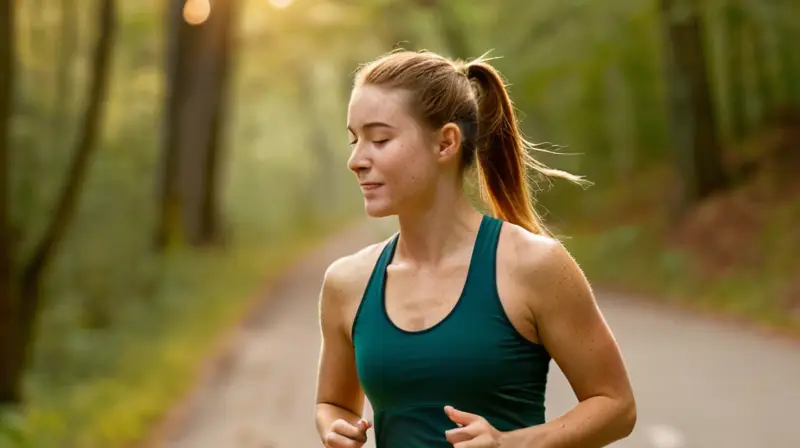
left=4, top=0, right=363, bottom=445
left=3, top=0, right=799, bottom=445
left=564, top=195, right=800, bottom=333
left=1, top=226, right=341, bottom=448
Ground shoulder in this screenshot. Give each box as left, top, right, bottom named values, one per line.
left=498, top=223, right=591, bottom=312
left=322, top=238, right=390, bottom=298
left=319, top=236, right=394, bottom=329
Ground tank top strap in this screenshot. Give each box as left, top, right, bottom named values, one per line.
left=351, top=233, right=399, bottom=344
left=468, top=214, right=503, bottom=291
left=376, top=233, right=399, bottom=275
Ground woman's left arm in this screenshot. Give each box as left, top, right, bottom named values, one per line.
left=501, top=239, right=637, bottom=448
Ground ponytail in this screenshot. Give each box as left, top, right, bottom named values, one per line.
left=465, top=60, right=587, bottom=235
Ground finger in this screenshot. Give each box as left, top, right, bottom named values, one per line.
left=331, top=420, right=368, bottom=443
left=453, top=440, right=484, bottom=448
left=357, top=419, right=373, bottom=431
left=324, top=431, right=362, bottom=448
left=444, top=406, right=481, bottom=426
left=445, top=426, right=476, bottom=444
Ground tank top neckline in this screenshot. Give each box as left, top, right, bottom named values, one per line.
left=378, top=214, right=492, bottom=336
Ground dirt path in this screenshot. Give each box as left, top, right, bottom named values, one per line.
left=154, top=218, right=393, bottom=448
left=157, top=218, right=800, bottom=448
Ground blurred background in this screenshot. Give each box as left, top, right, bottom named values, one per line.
left=0, top=0, right=798, bottom=446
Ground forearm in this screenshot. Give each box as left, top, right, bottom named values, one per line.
left=315, top=402, right=363, bottom=440
left=500, top=396, right=636, bottom=448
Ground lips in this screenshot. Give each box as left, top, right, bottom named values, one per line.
left=360, top=183, right=383, bottom=191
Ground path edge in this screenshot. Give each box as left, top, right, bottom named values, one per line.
left=129, top=222, right=364, bottom=448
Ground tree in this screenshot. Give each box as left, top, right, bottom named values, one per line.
left=155, top=0, right=238, bottom=250
left=725, top=0, right=748, bottom=141
left=659, top=0, right=728, bottom=210
left=0, top=0, right=117, bottom=404
left=0, top=0, right=18, bottom=406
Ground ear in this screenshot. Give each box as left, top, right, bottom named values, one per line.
left=435, top=122, right=462, bottom=164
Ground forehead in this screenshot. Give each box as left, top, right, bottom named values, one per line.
left=347, top=85, right=413, bottom=129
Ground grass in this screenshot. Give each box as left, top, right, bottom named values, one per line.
left=0, top=215, right=354, bottom=448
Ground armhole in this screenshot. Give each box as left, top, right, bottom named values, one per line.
left=492, top=222, right=550, bottom=352
left=349, top=234, right=398, bottom=346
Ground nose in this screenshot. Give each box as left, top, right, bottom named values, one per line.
left=347, top=143, right=371, bottom=174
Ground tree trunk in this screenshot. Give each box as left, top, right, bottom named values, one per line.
left=197, top=0, right=236, bottom=246
left=0, top=0, right=19, bottom=406
left=0, top=0, right=116, bottom=405
left=156, top=0, right=236, bottom=248
left=726, top=1, right=748, bottom=142
left=659, top=0, right=728, bottom=211
left=154, top=0, right=191, bottom=250
left=178, top=0, right=236, bottom=246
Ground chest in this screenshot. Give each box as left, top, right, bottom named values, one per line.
left=382, top=262, right=470, bottom=332
left=354, top=307, right=551, bottom=413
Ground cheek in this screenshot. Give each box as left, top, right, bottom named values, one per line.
left=392, top=160, right=436, bottom=199
left=391, top=144, right=429, bottom=176
left=404, top=163, right=432, bottom=186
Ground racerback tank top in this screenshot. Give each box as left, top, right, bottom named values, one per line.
left=352, top=215, right=552, bottom=448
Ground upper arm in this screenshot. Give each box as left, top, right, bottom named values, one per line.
left=315, top=257, right=365, bottom=416
left=524, top=240, right=634, bottom=405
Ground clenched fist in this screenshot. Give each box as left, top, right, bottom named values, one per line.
left=324, top=418, right=373, bottom=448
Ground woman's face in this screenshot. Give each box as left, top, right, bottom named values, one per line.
left=347, top=85, right=447, bottom=218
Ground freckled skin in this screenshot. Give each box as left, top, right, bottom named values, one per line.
left=343, top=84, right=631, bottom=372
left=347, top=86, right=443, bottom=219
left=318, top=79, right=636, bottom=448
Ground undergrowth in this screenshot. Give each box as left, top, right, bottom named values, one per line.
left=0, top=215, right=351, bottom=448
left=559, top=168, right=800, bottom=335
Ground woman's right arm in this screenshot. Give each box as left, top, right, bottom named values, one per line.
left=315, top=258, right=368, bottom=442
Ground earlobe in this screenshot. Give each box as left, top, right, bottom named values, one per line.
left=437, top=122, right=462, bottom=163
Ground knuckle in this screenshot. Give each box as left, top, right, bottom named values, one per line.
left=324, top=432, right=338, bottom=447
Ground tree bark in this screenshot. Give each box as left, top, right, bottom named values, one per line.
left=726, top=1, right=748, bottom=141
left=154, top=0, right=191, bottom=250
left=0, top=0, right=19, bottom=406
left=156, top=0, right=236, bottom=248
left=659, top=0, right=728, bottom=211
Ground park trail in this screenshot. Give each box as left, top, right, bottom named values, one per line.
left=148, top=218, right=800, bottom=448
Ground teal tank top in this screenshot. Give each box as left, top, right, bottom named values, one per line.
left=352, top=215, right=551, bottom=448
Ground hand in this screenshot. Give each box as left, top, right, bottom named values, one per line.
left=444, top=406, right=504, bottom=447
left=324, top=418, right=372, bottom=448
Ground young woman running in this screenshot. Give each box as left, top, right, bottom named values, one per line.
left=314, top=50, right=636, bottom=448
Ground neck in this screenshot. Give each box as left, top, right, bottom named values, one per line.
left=394, top=186, right=483, bottom=267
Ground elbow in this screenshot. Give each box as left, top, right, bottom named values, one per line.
left=618, top=397, right=637, bottom=439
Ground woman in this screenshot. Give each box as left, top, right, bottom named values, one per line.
left=314, top=50, right=636, bottom=448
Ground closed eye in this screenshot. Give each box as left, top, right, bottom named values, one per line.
left=348, top=138, right=389, bottom=146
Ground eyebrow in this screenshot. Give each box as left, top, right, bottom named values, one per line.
left=347, top=122, right=395, bottom=133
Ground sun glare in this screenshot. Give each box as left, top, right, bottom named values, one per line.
left=183, top=0, right=211, bottom=25
left=268, top=0, right=293, bottom=9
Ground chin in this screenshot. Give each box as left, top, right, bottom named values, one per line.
left=363, top=200, right=396, bottom=218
